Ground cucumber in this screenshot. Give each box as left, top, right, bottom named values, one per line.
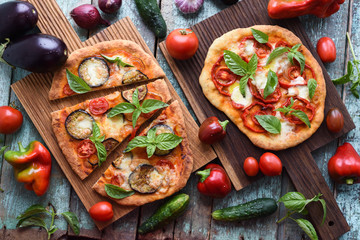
left=138, top=193, right=189, bottom=234
left=134, top=0, right=167, bottom=38
left=212, top=198, right=278, bottom=221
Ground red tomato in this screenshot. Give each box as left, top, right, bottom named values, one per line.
left=326, top=108, right=344, bottom=133
left=63, top=83, right=75, bottom=96
left=316, top=37, right=336, bottom=63
left=243, top=157, right=259, bottom=177
left=77, top=140, right=96, bottom=158
left=259, top=152, right=282, bottom=176
left=89, top=201, right=113, bottom=222
left=0, top=106, right=23, bottom=134
left=166, top=28, right=199, bottom=60
left=89, top=97, right=109, bottom=115
left=156, top=159, right=175, bottom=170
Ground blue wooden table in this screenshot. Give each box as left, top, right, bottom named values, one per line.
left=0, top=0, right=359, bottom=239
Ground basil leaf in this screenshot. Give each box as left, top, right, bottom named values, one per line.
left=293, top=218, right=318, bottom=240
left=48, top=225, right=58, bottom=235
left=292, top=44, right=302, bottom=51
left=141, top=99, right=168, bottom=113
left=125, top=136, right=149, bottom=152
left=66, top=69, right=91, bottom=94
left=294, top=52, right=305, bottom=74
left=132, top=109, right=142, bottom=129
left=347, top=61, right=355, bottom=80
left=289, top=97, right=295, bottom=108
left=263, top=70, right=278, bottom=99
left=61, top=212, right=80, bottom=235
left=105, top=184, right=134, bottom=199
left=287, top=52, right=294, bottom=65
left=247, top=54, right=258, bottom=74
left=291, top=110, right=311, bottom=128
left=146, top=145, right=156, bottom=158
left=274, top=107, right=290, bottom=113
left=239, top=74, right=250, bottom=97
left=307, top=79, right=317, bottom=99
left=17, top=216, right=47, bottom=229
left=351, top=81, right=360, bottom=98
left=319, top=199, right=327, bottom=225
left=17, top=205, right=48, bottom=220
left=223, top=50, right=247, bottom=76
left=132, top=88, right=140, bottom=109
left=266, top=47, right=288, bottom=65
left=101, top=54, right=133, bottom=67
left=254, top=115, right=281, bottom=134
left=251, top=28, right=268, bottom=44
left=146, top=127, right=157, bottom=142
left=108, top=103, right=136, bottom=117
left=278, top=192, right=307, bottom=212
left=156, top=133, right=183, bottom=150
left=92, top=122, right=101, bottom=139
left=95, top=141, right=107, bottom=166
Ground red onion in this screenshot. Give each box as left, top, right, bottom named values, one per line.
left=70, top=4, right=110, bottom=29
left=98, top=0, right=122, bottom=14
left=175, top=0, right=204, bottom=14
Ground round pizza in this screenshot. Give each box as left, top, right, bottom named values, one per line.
left=199, top=25, right=326, bottom=150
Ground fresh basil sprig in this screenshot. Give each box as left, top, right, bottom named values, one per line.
left=108, top=88, right=169, bottom=128
left=263, top=70, right=278, bottom=99
left=307, top=79, right=317, bottom=99
left=89, top=122, right=107, bottom=166
left=66, top=69, right=91, bottom=94
left=16, top=203, right=80, bottom=239
left=251, top=28, right=268, bottom=44
left=255, top=115, right=281, bottom=134
left=105, top=184, right=135, bottom=199
left=224, top=50, right=258, bottom=97
left=275, top=98, right=311, bottom=128
left=101, top=54, right=134, bottom=68
left=277, top=192, right=327, bottom=240
left=332, top=32, right=360, bottom=98
left=266, top=44, right=306, bottom=74
left=125, top=127, right=183, bottom=158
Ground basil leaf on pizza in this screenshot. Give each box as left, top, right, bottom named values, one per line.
left=124, top=136, right=149, bottom=152
left=266, top=47, right=288, bottom=65
left=223, top=50, right=247, bottom=76
left=141, top=99, right=169, bottom=113
left=101, top=54, right=134, bottom=68
left=275, top=100, right=311, bottom=128
left=105, top=184, right=134, bottom=199
left=255, top=115, right=281, bottom=134
left=263, top=70, right=278, bottom=99
left=251, top=28, right=268, bottom=44
left=89, top=122, right=107, bottom=166
left=156, top=133, right=183, bottom=150
left=307, top=79, right=317, bottom=99
left=108, top=103, right=136, bottom=117
left=66, top=69, right=91, bottom=94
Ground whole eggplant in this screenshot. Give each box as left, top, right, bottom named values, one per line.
left=0, top=1, right=38, bottom=42
left=1, top=34, right=68, bottom=73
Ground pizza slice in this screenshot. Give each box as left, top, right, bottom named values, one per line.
left=92, top=100, right=193, bottom=206
left=49, top=40, right=165, bottom=100
left=51, top=79, right=171, bottom=179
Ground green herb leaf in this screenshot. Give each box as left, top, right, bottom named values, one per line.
left=108, top=103, right=136, bottom=117
left=156, top=133, right=183, bottom=150
left=278, top=192, right=308, bottom=212
left=132, top=109, right=142, bottom=129
left=146, top=127, right=157, bottom=142
left=263, top=70, right=278, bottom=99
left=132, top=88, right=140, bottom=109
left=293, top=218, right=318, bottom=240
left=17, top=205, right=48, bottom=220
left=292, top=44, right=301, bottom=51
left=101, top=54, right=134, bottom=67
left=17, top=216, right=47, bottom=229
left=105, top=184, right=134, bottom=199
left=307, top=79, right=317, bottom=99
left=291, top=110, right=311, bottom=128
left=61, top=212, right=80, bottom=235
left=239, top=74, right=250, bottom=97
left=94, top=141, right=107, bottom=166
left=294, top=52, right=306, bottom=74
left=251, top=28, right=268, bottom=44
left=332, top=74, right=350, bottom=84
left=146, top=145, right=156, bottom=158
left=266, top=47, right=288, bottom=65
left=125, top=136, right=149, bottom=152
left=48, top=225, right=58, bottom=235
left=247, top=54, right=258, bottom=74
left=319, top=199, right=327, bottom=225
left=92, top=122, right=101, bottom=139
left=223, top=50, right=248, bottom=76
left=254, top=115, right=281, bottom=134
left=141, top=99, right=169, bottom=113
left=287, top=52, right=294, bottom=65
left=66, top=69, right=91, bottom=94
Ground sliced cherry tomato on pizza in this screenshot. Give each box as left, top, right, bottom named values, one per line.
left=63, top=83, right=75, bottom=96
left=281, top=97, right=315, bottom=125
left=130, top=126, right=140, bottom=140
left=241, top=102, right=275, bottom=133
left=211, top=55, right=233, bottom=96
left=77, top=139, right=96, bottom=158
left=156, top=159, right=175, bottom=170
left=89, top=97, right=109, bottom=115
left=248, top=81, right=282, bottom=103
left=111, top=174, right=124, bottom=186
left=214, top=67, right=238, bottom=86
left=254, top=41, right=272, bottom=58
left=275, top=41, right=291, bottom=48
left=232, top=100, right=244, bottom=109
left=278, top=64, right=315, bottom=89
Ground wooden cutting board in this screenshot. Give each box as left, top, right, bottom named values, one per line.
left=10, top=0, right=216, bottom=230
left=159, top=0, right=354, bottom=239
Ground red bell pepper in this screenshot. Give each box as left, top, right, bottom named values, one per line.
left=196, top=163, right=231, bottom=198
left=328, top=142, right=360, bottom=185
left=4, top=141, right=52, bottom=196
left=268, top=0, right=345, bottom=19
left=198, top=117, right=229, bottom=145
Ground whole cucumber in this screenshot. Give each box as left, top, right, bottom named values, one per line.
left=134, top=0, right=167, bottom=38
left=138, top=193, right=189, bottom=234
left=212, top=198, right=278, bottom=221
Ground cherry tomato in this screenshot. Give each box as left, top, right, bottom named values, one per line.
left=89, top=201, right=114, bottom=222
left=326, top=108, right=344, bottom=133
left=166, top=28, right=199, bottom=60
left=259, top=152, right=282, bottom=176
left=63, top=83, right=75, bottom=96
left=243, top=157, right=259, bottom=177
left=156, top=159, right=175, bottom=170
left=89, top=97, right=109, bottom=115
left=317, top=37, right=336, bottom=63
left=0, top=106, right=23, bottom=134
left=77, top=140, right=96, bottom=158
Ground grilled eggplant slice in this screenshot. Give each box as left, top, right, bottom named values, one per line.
left=65, top=110, right=94, bottom=140
left=78, top=57, right=110, bottom=87
left=129, top=164, right=163, bottom=193
left=121, top=85, right=148, bottom=103
left=102, top=138, right=119, bottom=152
left=149, top=124, right=174, bottom=156
left=122, top=70, right=148, bottom=84
left=112, top=152, right=133, bottom=169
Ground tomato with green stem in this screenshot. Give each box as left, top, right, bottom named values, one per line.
left=166, top=28, right=199, bottom=60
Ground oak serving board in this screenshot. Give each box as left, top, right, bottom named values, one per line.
left=11, top=0, right=216, bottom=230
left=159, top=0, right=354, bottom=239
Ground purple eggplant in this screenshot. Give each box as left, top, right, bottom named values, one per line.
left=0, top=34, right=68, bottom=73
left=0, top=1, right=38, bottom=42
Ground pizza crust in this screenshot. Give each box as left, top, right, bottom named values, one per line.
left=49, top=40, right=165, bottom=100
left=199, top=25, right=326, bottom=150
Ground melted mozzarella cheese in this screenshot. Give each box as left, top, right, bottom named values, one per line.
left=77, top=117, right=93, bottom=130
left=292, top=76, right=306, bottom=85
left=251, top=71, right=267, bottom=91
left=231, top=85, right=252, bottom=108
left=244, top=40, right=255, bottom=56
left=147, top=170, right=164, bottom=189
left=116, top=153, right=134, bottom=190
left=280, top=121, right=295, bottom=137
left=269, top=54, right=291, bottom=74
left=102, top=114, right=125, bottom=138
left=287, top=86, right=310, bottom=101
